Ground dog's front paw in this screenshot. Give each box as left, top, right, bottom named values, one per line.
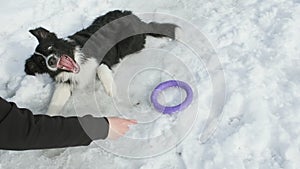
left=47, top=105, right=63, bottom=116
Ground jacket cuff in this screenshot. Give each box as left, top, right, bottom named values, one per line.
left=78, top=115, right=109, bottom=140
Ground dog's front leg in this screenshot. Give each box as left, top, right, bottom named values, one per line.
left=97, top=64, right=116, bottom=97
left=47, top=83, right=71, bottom=116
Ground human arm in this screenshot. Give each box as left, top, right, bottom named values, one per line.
left=0, top=97, right=109, bottom=150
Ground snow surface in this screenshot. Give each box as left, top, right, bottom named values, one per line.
left=1, top=0, right=300, bottom=168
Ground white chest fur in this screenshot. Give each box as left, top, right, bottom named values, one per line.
left=55, top=48, right=99, bottom=90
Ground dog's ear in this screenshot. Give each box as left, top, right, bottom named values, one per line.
left=29, top=27, right=57, bottom=42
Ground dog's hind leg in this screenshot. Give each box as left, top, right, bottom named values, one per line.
left=47, top=83, right=71, bottom=116
left=97, top=64, right=116, bottom=97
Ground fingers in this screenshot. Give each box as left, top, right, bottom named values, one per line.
left=129, top=119, right=138, bottom=124
left=123, top=119, right=138, bottom=125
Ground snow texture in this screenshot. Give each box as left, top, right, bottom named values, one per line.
left=0, top=0, right=300, bottom=168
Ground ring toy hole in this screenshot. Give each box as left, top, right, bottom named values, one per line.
left=151, top=80, right=193, bottom=114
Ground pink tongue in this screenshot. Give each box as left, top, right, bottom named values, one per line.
left=57, top=55, right=80, bottom=73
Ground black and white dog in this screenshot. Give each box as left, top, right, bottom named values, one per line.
left=24, top=10, right=177, bottom=115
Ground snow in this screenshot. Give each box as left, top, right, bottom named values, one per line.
left=0, top=0, right=300, bottom=168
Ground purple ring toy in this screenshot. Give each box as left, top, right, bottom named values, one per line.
left=151, top=80, right=193, bottom=114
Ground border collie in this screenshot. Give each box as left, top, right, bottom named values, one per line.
left=24, top=10, right=177, bottom=115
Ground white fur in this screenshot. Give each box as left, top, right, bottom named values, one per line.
left=175, top=27, right=183, bottom=41
left=55, top=47, right=99, bottom=89
left=47, top=47, right=99, bottom=115
left=47, top=47, right=118, bottom=115
left=97, top=64, right=116, bottom=97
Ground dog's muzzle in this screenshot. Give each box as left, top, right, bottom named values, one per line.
left=35, top=52, right=80, bottom=73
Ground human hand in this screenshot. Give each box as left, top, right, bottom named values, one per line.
left=106, top=117, right=137, bottom=140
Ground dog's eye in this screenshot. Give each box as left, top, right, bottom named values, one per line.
left=47, top=46, right=53, bottom=51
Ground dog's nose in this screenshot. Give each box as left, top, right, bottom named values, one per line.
left=47, top=56, right=58, bottom=67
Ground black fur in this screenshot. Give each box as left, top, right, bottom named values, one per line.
left=25, top=10, right=177, bottom=78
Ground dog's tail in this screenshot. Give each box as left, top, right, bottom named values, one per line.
left=146, top=22, right=177, bottom=40
left=92, top=10, right=177, bottom=39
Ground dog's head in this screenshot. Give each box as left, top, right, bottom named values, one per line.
left=25, top=27, right=80, bottom=78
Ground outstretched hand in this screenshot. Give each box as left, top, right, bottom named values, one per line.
left=106, top=117, right=137, bottom=140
